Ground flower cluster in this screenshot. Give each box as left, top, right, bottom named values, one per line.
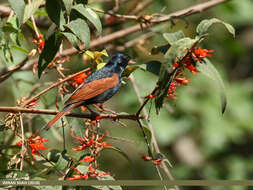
left=141, top=155, right=163, bottom=165
left=32, top=34, right=45, bottom=53
left=69, top=72, right=91, bottom=87
left=67, top=166, right=109, bottom=180
left=168, top=47, right=214, bottom=99
left=17, top=134, right=48, bottom=159
left=68, top=128, right=111, bottom=180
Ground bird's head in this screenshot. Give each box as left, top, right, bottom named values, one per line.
left=107, top=53, right=135, bottom=74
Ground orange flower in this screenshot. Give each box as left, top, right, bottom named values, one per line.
left=81, top=156, right=95, bottom=162
left=72, top=73, right=89, bottom=85
left=194, top=48, right=214, bottom=60
left=142, top=155, right=152, bottom=161
left=17, top=135, right=48, bottom=159
left=152, top=158, right=163, bottom=165
left=146, top=94, right=156, bottom=99
left=175, top=77, right=190, bottom=85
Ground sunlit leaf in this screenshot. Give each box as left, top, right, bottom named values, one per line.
left=165, top=37, right=197, bottom=60
left=196, top=18, right=235, bottom=37
left=97, top=62, right=106, bottom=70
left=62, top=32, right=80, bottom=50
left=64, top=18, right=90, bottom=49
left=10, top=46, right=29, bottom=54
left=163, top=30, right=185, bottom=44
left=63, top=0, right=73, bottom=14
left=102, top=146, right=132, bottom=164
left=8, top=0, right=25, bottom=27
left=72, top=4, right=102, bottom=35
left=23, top=0, right=44, bottom=24
left=197, top=58, right=227, bottom=114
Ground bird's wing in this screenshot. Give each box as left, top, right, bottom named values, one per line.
left=65, top=73, right=119, bottom=105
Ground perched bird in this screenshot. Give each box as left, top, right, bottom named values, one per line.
left=43, top=53, right=135, bottom=130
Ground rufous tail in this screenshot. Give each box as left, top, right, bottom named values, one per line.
left=42, top=102, right=82, bottom=131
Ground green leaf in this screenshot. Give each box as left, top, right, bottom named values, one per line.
left=165, top=37, right=197, bottom=60
left=62, top=32, right=80, bottom=50
left=122, top=65, right=139, bottom=77
left=72, top=4, right=102, bottom=35
left=197, top=58, right=227, bottom=114
left=0, top=18, right=3, bottom=41
left=47, top=149, right=62, bottom=162
left=48, top=150, right=69, bottom=170
left=54, top=151, right=70, bottom=170
left=102, top=146, right=132, bottom=164
left=196, top=18, right=235, bottom=37
left=26, top=20, right=41, bottom=34
left=151, top=44, right=171, bottom=55
left=0, top=124, right=5, bottom=131
left=62, top=0, right=73, bottom=14
left=38, top=31, right=63, bottom=78
left=45, top=23, right=57, bottom=39
left=75, top=0, right=88, bottom=5
left=10, top=45, right=29, bottom=54
left=142, top=60, right=161, bottom=75
left=143, top=126, right=152, bottom=145
left=64, top=18, right=90, bottom=49
left=23, top=0, right=44, bottom=24
left=154, top=38, right=197, bottom=114
left=45, top=0, right=66, bottom=30
left=163, top=30, right=185, bottom=44
left=8, top=0, right=25, bottom=27
left=155, top=63, right=172, bottom=114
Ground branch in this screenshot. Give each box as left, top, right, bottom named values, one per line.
left=22, top=67, right=91, bottom=107
left=57, top=0, right=230, bottom=57
left=0, top=106, right=143, bottom=120
left=0, top=0, right=229, bottom=78
left=0, top=57, right=29, bottom=83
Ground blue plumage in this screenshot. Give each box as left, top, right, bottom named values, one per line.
left=43, top=53, right=134, bottom=130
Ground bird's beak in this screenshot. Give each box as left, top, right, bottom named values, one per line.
left=128, top=59, right=136, bottom=65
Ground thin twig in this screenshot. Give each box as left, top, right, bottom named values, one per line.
left=28, top=0, right=40, bottom=38
left=19, top=114, right=25, bottom=171
left=129, top=75, right=179, bottom=190
left=0, top=106, right=143, bottom=120
left=2, top=0, right=229, bottom=77
left=22, top=67, right=91, bottom=107
left=0, top=57, right=29, bottom=83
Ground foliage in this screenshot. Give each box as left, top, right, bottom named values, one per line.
left=0, top=0, right=252, bottom=190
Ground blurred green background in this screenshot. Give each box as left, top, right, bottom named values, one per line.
left=1, top=0, right=253, bottom=190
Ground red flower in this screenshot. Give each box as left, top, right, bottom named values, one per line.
left=100, top=141, right=111, bottom=147
left=152, top=158, right=163, bottom=165
left=106, top=16, right=116, bottom=24
left=175, top=77, right=190, bottom=85
left=142, top=155, right=152, bottom=161
left=72, top=145, right=86, bottom=151
left=193, top=48, right=214, bottom=60
left=72, top=73, right=89, bottom=85
left=167, top=82, right=178, bottom=99
left=17, top=135, right=48, bottom=159
left=81, top=156, right=95, bottom=162
left=146, top=94, right=156, bottom=99
left=67, top=174, right=88, bottom=180
left=97, top=171, right=110, bottom=177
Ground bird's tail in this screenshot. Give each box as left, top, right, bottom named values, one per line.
left=42, top=102, right=82, bottom=131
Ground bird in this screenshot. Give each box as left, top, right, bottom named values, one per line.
left=43, top=53, right=135, bottom=130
